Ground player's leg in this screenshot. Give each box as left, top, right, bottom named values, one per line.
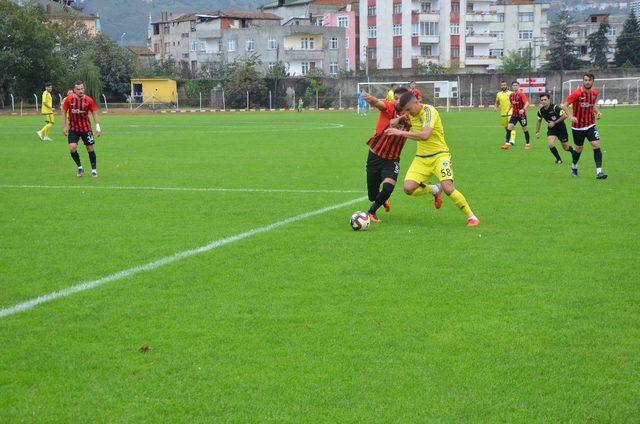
left=366, top=152, right=383, bottom=202
left=68, top=132, right=83, bottom=177
left=38, top=116, right=49, bottom=141
left=83, top=132, right=98, bottom=177
left=547, top=135, right=562, bottom=163
left=588, top=127, right=607, bottom=179
left=502, top=119, right=516, bottom=149
left=435, top=156, right=477, bottom=225
left=521, top=118, right=531, bottom=148
left=403, top=158, right=442, bottom=208
left=368, top=159, right=400, bottom=218
left=570, top=130, right=586, bottom=177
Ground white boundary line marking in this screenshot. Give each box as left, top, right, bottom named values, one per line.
left=0, top=196, right=367, bottom=319
left=0, top=184, right=362, bottom=194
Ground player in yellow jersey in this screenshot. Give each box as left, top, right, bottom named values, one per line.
left=385, top=92, right=480, bottom=227
left=37, top=83, right=55, bottom=142
left=386, top=83, right=398, bottom=101
left=492, top=81, right=516, bottom=146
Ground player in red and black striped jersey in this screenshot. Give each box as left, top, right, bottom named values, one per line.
left=502, top=81, right=531, bottom=150
left=61, top=82, right=102, bottom=178
left=562, top=73, right=607, bottom=179
left=361, top=86, right=411, bottom=222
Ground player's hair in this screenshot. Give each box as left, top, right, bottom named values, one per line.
left=394, top=87, right=409, bottom=95
left=44, top=82, right=52, bottom=87
left=500, top=80, right=507, bottom=84
left=540, top=92, right=550, bottom=99
left=511, top=81, right=519, bottom=85
left=584, top=73, right=595, bottom=80
left=74, top=81, right=85, bottom=87
left=398, top=92, right=417, bottom=110
left=390, top=83, right=398, bottom=88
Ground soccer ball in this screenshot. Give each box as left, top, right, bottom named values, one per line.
left=350, top=211, right=370, bottom=231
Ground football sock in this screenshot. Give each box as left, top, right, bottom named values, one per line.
left=593, top=148, right=602, bottom=168
left=369, top=182, right=394, bottom=214
left=42, top=122, right=53, bottom=137
left=596, top=167, right=603, bottom=174
left=448, top=190, right=474, bottom=218
left=505, top=129, right=511, bottom=143
left=524, top=131, right=530, bottom=144
left=550, top=147, right=562, bottom=161
left=411, top=182, right=438, bottom=197
left=510, top=128, right=516, bottom=143
left=88, top=151, right=96, bottom=170
left=70, top=151, right=81, bottom=167
left=572, top=150, right=582, bottom=166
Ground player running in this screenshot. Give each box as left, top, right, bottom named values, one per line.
left=37, top=83, right=55, bottom=142
left=493, top=81, right=516, bottom=146
left=535, top=92, right=578, bottom=164
left=361, top=86, right=410, bottom=222
left=61, top=81, right=102, bottom=178
left=501, top=81, right=531, bottom=150
left=561, top=73, right=607, bottom=179
left=385, top=92, right=479, bottom=227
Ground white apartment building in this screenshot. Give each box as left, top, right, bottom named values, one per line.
left=631, top=0, right=640, bottom=19
left=359, top=0, right=549, bottom=72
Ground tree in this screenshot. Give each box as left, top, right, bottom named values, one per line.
left=545, top=10, right=583, bottom=70
left=89, top=34, right=137, bottom=100
left=587, top=22, right=610, bottom=69
left=498, top=48, right=531, bottom=74
left=74, top=56, right=102, bottom=100
left=614, top=13, right=640, bottom=67
left=223, top=55, right=267, bottom=108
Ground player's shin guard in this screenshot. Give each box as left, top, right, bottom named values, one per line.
left=448, top=190, right=474, bottom=218
left=550, top=147, right=562, bottom=161
left=369, top=183, right=394, bottom=214
left=70, top=151, right=81, bottom=167
left=88, top=151, right=97, bottom=170
left=593, top=148, right=602, bottom=168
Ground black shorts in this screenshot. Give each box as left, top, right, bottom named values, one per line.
left=572, top=126, right=599, bottom=146
left=509, top=115, right=528, bottom=127
left=548, top=125, right=569, bottom=143
left=68, top=130, right=95, bottom=146
left=366, top=150, right=399, bottom=183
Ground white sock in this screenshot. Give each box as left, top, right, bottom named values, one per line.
left=92, top=169, right=97, bottom=173
left=78, top=166, right=83, bottom=169
left=469, top=215, right=478, bottom=221
left=596, top=167, right=602, bottom=174
left=571, top=164, right=578, bottom=170
left=431, top=184, right=440, bottom=195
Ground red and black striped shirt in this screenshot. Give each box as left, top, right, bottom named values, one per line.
left=509, top=91, right=528, bottom=117
left=367, top=100, right=408, bottom=161
left=566, top=87, right=599, bottom=129
left=62, top=94, right=98, bottom=132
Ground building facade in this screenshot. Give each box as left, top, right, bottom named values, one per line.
left=568, top=14, right=624, bottom=65
left=631, top=0, right=640, bottom=19
left=359, top=0, right=549, bottom=72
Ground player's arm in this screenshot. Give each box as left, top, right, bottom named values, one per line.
left=554, top=108, right=568, bottom=125
left=43, top=95, right=54, bottom=111
left=362, top=92, right=387, bottom=112
left=385, top=125, right=432, bottom=141
left=91, top=110, right=101, bottom=137
left=61, top=100, right=69, bottom=136
left=594, top=104, right=603, bottom=119
left=389, top=113, right=409, bottom=128
left=520, top=93, right=529, bottom=114
left=562, top=92, right=578, bottom=124
left=535, top=114, right=542, bottom=138
left=493, top=95, right=500, bottom=112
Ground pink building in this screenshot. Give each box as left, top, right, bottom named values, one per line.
left=323, top=9, right=356, bottom=72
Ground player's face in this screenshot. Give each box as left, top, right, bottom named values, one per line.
left=540, top=97, right=550, bottom=108
left=500, top=83, right=508, bottom=91
left=74, top=84, right=85, bottom=97
left=512, top=83, right=519, bottom=91
left=46, top=85, right=52, bottom=92
left=404, top=99, right=421, bottom=115
left=583, top=76, right=594, bottom=89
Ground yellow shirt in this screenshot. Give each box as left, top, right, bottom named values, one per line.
left=496, top=90, right=512, bottom=116
left=409, top=104, right=449, bottom=156
left=386, top=90, right=395, bottom=101
left=41, top=91, right=53, bottom=114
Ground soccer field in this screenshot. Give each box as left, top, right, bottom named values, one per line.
left=1, top=109, right=639, bottom=421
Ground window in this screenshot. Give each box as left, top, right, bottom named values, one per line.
left=518, top=13, right=534, bottom=22
left=190, top=21, right=196, bottom=31
left=301, top=62, right=309, bottom=75
left=153, top=43, right=159, bottom=54
left=345, top=37, right=349, bottom=49
left=191, top=41, right=198, bottom=52
left=200, top=42, right=205, bottom=51
left=497, top=13, right=505, bottom=22
left=315, top=17, right=324, bottom=26
left=608, top=27, right=617, bottom=36
left=329, top=62, right=339, bottom=75
left=330, top=37, right=338, bottom=49
left=495, top=31, right=504, bottom=40
left=467, top=2, right=474, bottom=13
left=345, top=58, right=350, bottom=69
left=412, top=23, right=419, bottom=36
left=368, top=26, right=377, bottom=38
left=420, top=21, right=439, bottom=36
left=393, top=46, right=402, bottom=59
left=300, top=37, right=315, bottom=49
left=466, top=45, right=474, bottom=56
left=450, top=24, right=460, bottom=35
left=368, top=47, right=376, bottom=60
left=489, top=48, right=504, bottom=57
left=451, top=46, right=460, bottom=58
left=393, top=24, right=402, bottom=36
left=268, top=36, right=277, bottom=50
left=393, top=3, right=402, bottom=14
left=338, top=16, right=348, bottom=27
left=420, top=2, right=432, bottom=13
left=164, top=25, right=170, bottom=34
left=580, top=45, right=588, bottom=55
left=181, top=33, right=189, bottom=38
left=519, top=30, right=533, bottom=40
left=451, top=3, right=460, bottom=13
left=268, top=62, right=276, bottom=70
left=421, top=45, right=432, bottom=57
left=182, top=53, right=189, bottom=59
left=246, top=39, right=254, bottom=51
left=368, top=6, right=376, bottom=16
left=228, top=39, right=236, bottom=52
left=164, top=44, right=169, bottom=54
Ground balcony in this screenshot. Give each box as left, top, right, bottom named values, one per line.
left=413, top=56, right=441, bottom=64
left=284, top=49, right=325, bottom=61
left=418, top=11, right=441, bottom=21
left=419, top=35, right=440, bottom=44
left=465, top=56, right=500, bottom=66
left=465, top=33, right=495, bottom=44
left=196, top=29, right=222, bottom=39
left=465, top=12, right=497, bottom=22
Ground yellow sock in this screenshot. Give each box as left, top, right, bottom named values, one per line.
left=448, top=189, right=474, bottom=218
left=43, top=123, right=54, bottom=137
left=411, top=184, right=436, bottom=196
left=510, top=128, right=516, bottom=144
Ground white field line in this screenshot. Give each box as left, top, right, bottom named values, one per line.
left=0, top=196, right=367, bottom=319
left=0, top=184, right=362, bottom=194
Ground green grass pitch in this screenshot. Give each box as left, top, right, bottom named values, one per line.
left=1, top=108, right=638, bottom=421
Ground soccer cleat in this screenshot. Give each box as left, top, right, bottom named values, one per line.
left=43, top=137, right=53, bottom=141
left=433, top=190, right=443, bottom=209
left=524, top=144, right=531, bottom=150
left=36, top=130, right=43, bottom=141
left=500, top=144, right=510, bottom=150
left=555, top=159, right=563, bottom=165
left=383, top=200, right=391, bottom=212
left=91, top=170, right=98, bottom=178
left=571, top=168, right=578, bottom=178
left=76, top=168, right=84, bottom=178
left=467, top=217, right=480, bottom=227
left=368, top=212, right=380, bottom=223
left=596, top=172, right=608, bottom=180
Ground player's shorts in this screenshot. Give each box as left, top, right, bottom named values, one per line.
left=572, top=126, right=599, bottom=146
left=500, top=115, right=510, bottom=127
left=366, top=150, right=399, bottom=182
left=405, top=152, right=453, bottom=183
left=68, top=130, right=95, bottom=146
left=43, top=113, right=54, bottom=124
left=509, top=115, right=528, bottom=127
left=548, top=125, right=569, bottom=143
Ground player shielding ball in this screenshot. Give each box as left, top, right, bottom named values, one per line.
left=501, top=81, right=531, bottom=150
left=362, top=86, right=409, bottom=222
left=561, top=73, right=607, bottom=179
left=386, top=93, right=479, bottom=227
left=535, top=93, right=578, bottom=164
left=493, top=81, right=516, bottom=146
left=37, top=83, right=55, bottom=142
left=61, top=81, right=102, bottom=178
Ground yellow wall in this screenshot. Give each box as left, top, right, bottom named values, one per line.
left=131, top=79, right=177, bottom=103
left=283, top=35, right=322, bottom=50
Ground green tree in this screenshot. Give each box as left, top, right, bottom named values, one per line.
left=614, top=13, right=640, bottom=67
left=74, top=56, right=102, bottom=100
left=498, top=48, right=532, bottom=74
left=545, top=10, right=583, bottom=70
left=587, top=22, right=610, bottom=69
left=223, top=55, right=267, bottom=108
left=89, top=34, right=137, bottom=100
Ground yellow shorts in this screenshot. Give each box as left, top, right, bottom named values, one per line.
left=405, top=153, right=454, bottom=183
left=43, top=113, right=55, bottom=124
left=500, top=115, right=510, bottom=127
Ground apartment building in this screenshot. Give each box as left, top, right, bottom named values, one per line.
left=631, top=0, right=640, bottom=19
left=568, top=14, right=624, bottom=64
left=359, top=0, right=549, bottom=72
